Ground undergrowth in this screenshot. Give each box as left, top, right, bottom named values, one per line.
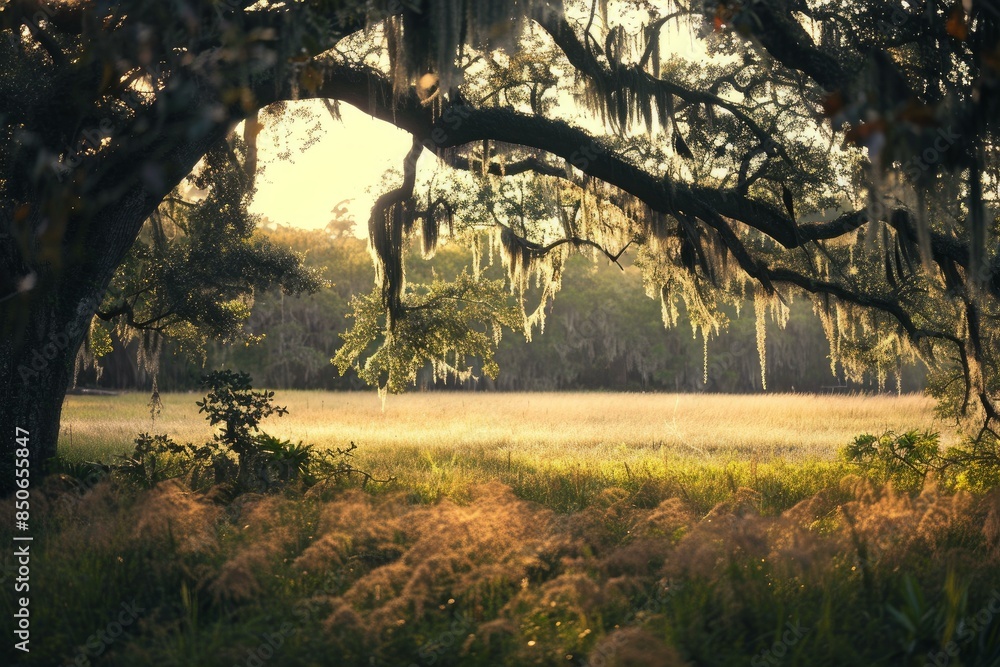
left=4, top=386, right=1000, bottom=666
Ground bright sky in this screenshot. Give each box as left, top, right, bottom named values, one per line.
left=248, top=15, right=712, bottom=233
left=249, top=102, right=414, bottom=231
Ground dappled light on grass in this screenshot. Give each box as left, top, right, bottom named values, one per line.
left=33, top=391, right=1000, bottom=665
left=4, top=472, right=1000, bottom=665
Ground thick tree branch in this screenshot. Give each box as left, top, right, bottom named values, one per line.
left=275, top=60, right=1000, bottom=315
left=739, top=0, right=851, bottom=91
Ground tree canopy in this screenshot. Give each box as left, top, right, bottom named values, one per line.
left=2, top=0, right=1000, bottom=479
left=76, top=223, right=928, bottom=394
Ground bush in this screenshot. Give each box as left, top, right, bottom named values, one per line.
left=111, top=370, right=379, bottom=494
left=841, top=430, right=943, bottom=491
left=942, top=432, right=1000, bottom=491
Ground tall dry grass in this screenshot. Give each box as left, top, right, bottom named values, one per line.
left=4, top=471, right=1000, bottom=666
left=21, top=390, right=994, bottom=666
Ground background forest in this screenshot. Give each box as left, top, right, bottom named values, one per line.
left=78, top=220, right=927, bottom=394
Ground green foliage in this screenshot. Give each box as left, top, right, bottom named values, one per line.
left=256, top=433, right=315, bottom=485
left=842, top=430, right=942, bottom=491
left=197, top=370, right=288, bottom=451
left=334, top=272, right=521, bottom=394
left=109, top=371, right=377, bottom=494
left=843, top=429, right=1000, bottom=492
left=113, top=230, right=919, bottom=393
left=940, top=434, right=1000, bottom=492
left=885, top=574, right=962, bottom=659
left=219, top=225, right=373, bottom=389
left=92, top=136, right=323, bottom=373
left=114, top=433, right=200, bottom=489
left=194, top=369, right=313, bottom=491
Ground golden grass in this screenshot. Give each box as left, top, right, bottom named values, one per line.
left=10, top=464, right=1000, bottom=666
left=60, top=390, right=951, bottom=468
left=19, top=391, right=1000, bottom=666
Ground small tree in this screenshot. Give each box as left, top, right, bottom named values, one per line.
left=196, top=370, right=288, bottom=489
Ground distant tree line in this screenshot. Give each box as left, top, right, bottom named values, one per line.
left=76, top=226, right=925, bottom=394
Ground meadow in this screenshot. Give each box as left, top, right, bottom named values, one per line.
left=59, top=391, right=951, bottom=512
left=5, top=391, right=1000, bottom=667
left=60, top=391, right=949, bottom=460
left=64, top=389, right=940, bottom=454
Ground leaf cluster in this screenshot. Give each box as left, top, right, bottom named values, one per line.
left=334, top=271, right=521, bottom=394
left=110, top=370, right=384, bottom=494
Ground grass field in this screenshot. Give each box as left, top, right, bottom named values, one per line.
left=59, top=391, right=953, bottom=512
left=8, top=391, right=997, bottom=667
left=61, top=389, right=951, bottom=463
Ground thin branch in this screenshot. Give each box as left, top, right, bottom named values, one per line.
left=499, top=222, right=633, bottom=270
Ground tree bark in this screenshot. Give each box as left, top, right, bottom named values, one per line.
left=0, top=126, right=232, bottom=494
left=0, top=193, right=153, bottom=493
left=0, top=273, right=98, bottom=492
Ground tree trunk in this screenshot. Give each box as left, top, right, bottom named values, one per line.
left=0, top=276, right=99, bottom=493
left=0, top=121, right=230, bottom=494
left=0, top=194, right=143, bottom=494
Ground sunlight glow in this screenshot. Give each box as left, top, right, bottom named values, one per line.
left=250, top=103, right=414, bottom=231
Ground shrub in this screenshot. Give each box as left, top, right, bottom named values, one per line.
left=111, top=371, right=379, bottom=494
left=841, top=430, right=943, bottom=492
